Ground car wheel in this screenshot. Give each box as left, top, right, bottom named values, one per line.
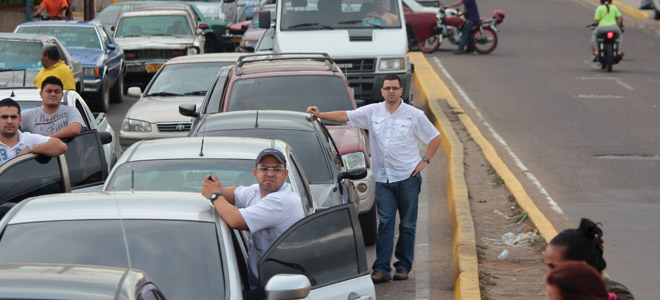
left=359, top=202, right=377, bottom=246
left=91, top=77, right=110, bottom=113
left=110, top=67, right=124, bottom=103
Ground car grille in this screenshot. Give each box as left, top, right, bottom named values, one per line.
left=346, top=74, right=377, bottom=101
left=124, top=49, right=185, bottom=60
left=157, top=122, right=192, bottom=132
left=334, top=59, right=376, bottom=73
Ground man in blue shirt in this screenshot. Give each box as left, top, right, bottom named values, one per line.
left=442, top=0, right=480, bottom=54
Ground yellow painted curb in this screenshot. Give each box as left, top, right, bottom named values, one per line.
left=593, top=0, right=650, bottom=19
left=410, top=52, right=481, bottom=300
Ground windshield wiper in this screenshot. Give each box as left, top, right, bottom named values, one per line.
left=287, top=23, right=333, bottom=29
left=337, top=19, right=363, bottom=25
left=147, top=92, right=182, bottom=96
left=119, top=34, right=142, bottom=38
left=182, top=91, right=207, bottom=96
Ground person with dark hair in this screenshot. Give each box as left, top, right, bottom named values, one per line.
left=33, top=44, right=75, bottom=91
left=307, top=74, right=442, bottom=284
left=546, top=261, right=614, bottom=300
left=441, top=0, right=480, bottom=54
left=590, top=0, right=623, bottom=60
left=0, top=98, right=67, bottom=166
left=21, top=76, right=84, bottom=139
left=545, top=218, right=634, bottom=300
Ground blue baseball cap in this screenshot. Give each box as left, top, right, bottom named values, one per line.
left=256, top=148, right=287, bottom=166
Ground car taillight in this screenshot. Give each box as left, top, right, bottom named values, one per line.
left=607, top=32, right=614, bottom=39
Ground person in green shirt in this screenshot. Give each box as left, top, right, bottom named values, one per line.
left=590, top=0, right=623, bottom=59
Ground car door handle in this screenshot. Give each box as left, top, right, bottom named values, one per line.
left=350, top=296, right=373, bottom=300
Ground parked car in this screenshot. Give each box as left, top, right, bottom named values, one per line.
left=238, top=0, right=262, bottom=20
left=189, top=110, right=366, bottom=211
left=0, top=192, right=375, bottom=300
left=14, top=21, right=125, bottom=112
left=0, top=85, right=115, bottom=204
left=235, top=4, right=275, bottom=52
left=113, top=9, right=207, bottom=89
left=0, top=264, right=167, bottom=300
left=0, top=33, right=83, bottom=93
left=94, top=1, right=234, bottom=52
left=179, top=53, right=377, bottom=245
left=120, top=53, right=240, bottom=148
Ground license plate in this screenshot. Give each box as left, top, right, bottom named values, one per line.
left=146, top=63, right=163, bottom=73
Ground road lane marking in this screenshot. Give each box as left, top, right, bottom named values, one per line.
left=431, top=56, right=564, bottom=215
left=576, top=94, right=624, bottom=99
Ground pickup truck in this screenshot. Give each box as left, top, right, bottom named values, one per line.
left=0, top=87, right=116, bottom=205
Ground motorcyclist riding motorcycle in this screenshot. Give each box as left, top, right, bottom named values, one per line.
left=32, top=0, right=69, bottom=20
left=440, top=0, right=480, bottom=54
left=590, top=0, right=623, bottom=61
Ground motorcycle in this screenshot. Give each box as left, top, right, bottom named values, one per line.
left=416, top=8, right=505, bottom=54
left=587, top=23, right=622, bottom=72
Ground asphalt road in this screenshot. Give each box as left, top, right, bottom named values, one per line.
left=427, top=0, right=660, bottom=298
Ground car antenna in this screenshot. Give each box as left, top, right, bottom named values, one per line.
left=199, top=115, right=208, bottom=157
left=130, top=169, right=135, bottom=192
left=254, top=81, right=261, bottom=128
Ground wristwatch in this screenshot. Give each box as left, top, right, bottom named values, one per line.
left=210, top=192, right=223, bottom=203
left=422, top=156, right=430, bottom=164
left=27, top=145, right=34, bottom=153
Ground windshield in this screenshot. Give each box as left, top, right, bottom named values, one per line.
left=227, top=75, right=354, bottom=113
left=204, top=130, right=331, bottom=183
left=280, top=0, right=401, bottom=30
left=106, top=159, right=259, bottom=192
left=0, top=41, right=43, bottom=72
left=17, top=26, right=101, bottom=50
left=94, top=4, right=124, bottom=29
left=115, top=15, right=192, bottom=38
left=0, top=219, right=224, bottom=300
left=147, top=62, right=231, bottom=96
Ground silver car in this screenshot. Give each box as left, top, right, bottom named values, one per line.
left=0, top=192, right=376, bottom=299
left=120, top=53, right=242, bottom=148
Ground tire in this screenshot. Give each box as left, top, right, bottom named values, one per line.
left=110, top=68, right=124, bottom=104
left=91, top=78, right=110, bottom=113
left=359, top=202, right=377, bottom=246
left=418, top=35, right=441, bottom=53
left=605, top=43, right=614, bottom=72
left=472, top=27, right=497, bottom=54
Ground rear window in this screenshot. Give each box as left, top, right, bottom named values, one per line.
left=0, top=41, right=43, bottom=71
left=115, top=15, right=192, bottom=38
left=147, top=62, right=231, bottom=97
left=17, top=26, right=101, bottom=49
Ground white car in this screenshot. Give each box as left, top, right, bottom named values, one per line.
left=0, top=191, right=376, bottom=300
left=120, top=53, right=242, bottom=148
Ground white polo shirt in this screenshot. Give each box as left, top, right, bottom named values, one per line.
left=234, top=182, right=304, bottom=286
left=346, top=100, right=440, bottom=183
left=0, top=131, right=50, bottom=166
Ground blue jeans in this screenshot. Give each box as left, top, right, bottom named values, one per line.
left=458, top=19, right=478, bottom=52
left=372, top=174, right=422, bottom=275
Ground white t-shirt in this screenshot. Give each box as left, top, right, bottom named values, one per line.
left=346, top=100, right=440, bottom=183
left=21, top=105, right=84, bottom=136
left=0, top=131, right=51, bottom=166
left=234, top=182, right=304, bottom=286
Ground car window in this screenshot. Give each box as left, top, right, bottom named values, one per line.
left=203, top=129, right=332, bottom=183
left=0, top=40, right=43, bottom=71
left=63, top=131, right=107, bottom=188
left=287, top=152, right=314, bottom=214
left=202, top=68, right=231, bottom=114
left=99, top=26, right=111, bottom=47
left=115, top=15, right=192, bottom=38
left=106, top=159, right=257, bottom=192
left=280, top=0, right=401, bottom=30
left=17, top=26, right=102, bottom=50
left=316, top=121, right=344, bottom=169
left=0, top=219, right=224, bottom=300
left=147, top=62, right=230, bottom=96
left=0, top=156, right=64, bottom=203
left=227, top=76, right=353, bottom=113
left=259, top=203, right=364, bottom=287
left=94, top=4, right=126, bottom=29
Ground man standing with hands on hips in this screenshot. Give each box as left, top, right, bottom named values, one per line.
left=307, top=74, right=442, bottom=284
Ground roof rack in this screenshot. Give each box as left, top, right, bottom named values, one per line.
left=235, top=52, right=338, bottom=75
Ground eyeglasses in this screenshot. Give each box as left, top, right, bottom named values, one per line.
left=382, top=86, right=401, bottom=91
left=256, top=166, right=286, bottom=174
left=0, top=115, right=19, bottom=120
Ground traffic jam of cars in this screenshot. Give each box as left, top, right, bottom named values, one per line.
left=0, top=0, right=429, bottom=298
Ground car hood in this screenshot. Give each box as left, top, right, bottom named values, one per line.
left=309, top=183, right=344, bottom=208
left=126, top=95, right=204, bottom=122
left=66, top=48, right=103, bottom=65
left=327, top=126, right=367, bottom=155
left=115, top=36, right=196, bottom=50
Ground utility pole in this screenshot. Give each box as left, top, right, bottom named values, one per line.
left=26, top=0, right=32, bottom=21
left=84, top=0, right=95, bottom=20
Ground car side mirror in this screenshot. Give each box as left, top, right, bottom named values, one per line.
left=179, top=103, right=200, bottom=118
left=99, top=131, right=113, bottom=145
left=339, top=167, right=367, bottom=181
left=107, top=44, right=117, bottom=51
left=127, top=87, right=141, bottom=97
left=354, top=99, right=366, bottom=107
left=264, top=274, right=311, bottom=300
left=258, top=10, right=271, bottom=29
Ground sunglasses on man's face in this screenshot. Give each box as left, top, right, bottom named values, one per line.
left=382, top=86, right=401, bottom=91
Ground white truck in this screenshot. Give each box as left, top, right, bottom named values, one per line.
left=258, top=0, right=412, bottom=103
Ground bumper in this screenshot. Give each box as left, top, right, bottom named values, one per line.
left=355, top=168, right=376, bottom=214
left=347, top=71, right=413, bottom=104
left=125, top=60, right=168, bottom=75
left=82, top=77, right=102, bottom=94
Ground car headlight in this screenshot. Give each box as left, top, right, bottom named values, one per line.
left=187, top=47, right=199, bottom=55
left=378, top=58, right=406, bottom=71
left=83, top=67, right=99, bottom=77
left=122, top=119, right=152, bottom=132
left=342, top=152, right=366, bottom=169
